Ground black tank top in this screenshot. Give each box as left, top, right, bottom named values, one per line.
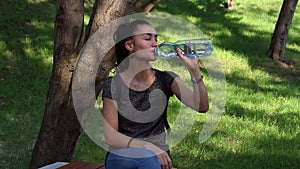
left=102, top=69, right=178, bottom=152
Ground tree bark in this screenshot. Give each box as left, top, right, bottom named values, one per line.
left=29, top=1, right=84, bottom=168
left=85, top=0, right=133, bottom=95
left=134, top=0, right=144, bottom=10
left=267, top=0, right=298, bottom=63
left=29, top=0, right=133, bottom=168
left=133, top=0, right=160, bottom=12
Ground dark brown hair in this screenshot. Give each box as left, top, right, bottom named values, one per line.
left=113, top=20, right=152, bottom=72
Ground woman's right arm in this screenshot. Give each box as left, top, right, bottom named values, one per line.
left=102, top=97, right=173, bottom=169
left=103, top=97, right=158, bottom=148
left=102, top=97, right=130, bottom=147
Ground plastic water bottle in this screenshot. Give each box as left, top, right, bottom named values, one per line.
left=155, top=38, right=214, bottom=59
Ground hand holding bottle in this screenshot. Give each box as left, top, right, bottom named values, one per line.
left=175, top=47, right=201, bottom=77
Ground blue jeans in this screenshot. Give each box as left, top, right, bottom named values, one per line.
left=105, top=148, right=161, bottom=169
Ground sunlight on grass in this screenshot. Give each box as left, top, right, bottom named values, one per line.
left=1, top=0, right=300, bottom=169
left=186, top=15, right=200, bottom=25
left=151, top=1, right=300, bottom=168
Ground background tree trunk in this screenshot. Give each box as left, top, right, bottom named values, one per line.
left=133, top=0, right=160, bottom=12
left=223, top=0, right=233, bottom=9
left=227, top=0, right=234, bottom=9
left=29, top=0, right=132, bottom=168
left=267, top=0, right=298, bottom=64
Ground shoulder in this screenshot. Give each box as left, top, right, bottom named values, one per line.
left=153, top=69, right=179, bottom=94
left=103, top=76, right=113, bottom=86
left=153, top=68, right=179, bottom=79
left=102, top=76, right=118, bottom=99
left=103, top=75, right=121, bottom=93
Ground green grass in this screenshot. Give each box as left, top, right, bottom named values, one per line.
left=1, top=0, right=300, bottom=169
left=0, top=0, right=55, bottom=168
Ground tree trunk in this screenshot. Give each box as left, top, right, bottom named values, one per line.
left=227, top=0, right=233, bottom=9
left=133, top=0, right=160, bottom=12
left=223, top=0, right=233, bottom=9
left=134, top=0, right=144, bottom=10
left=85, top=0, right=133, bottom=95
left=267, top=0, right=298, bottom=63
left=29, top=0, right=133, bottom=168
left=29, top=1, right=85, bottom=168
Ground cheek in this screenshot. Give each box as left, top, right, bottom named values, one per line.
left=141, top=42, right=152, bottom=48
left=134, top=43, right=147, bottom=50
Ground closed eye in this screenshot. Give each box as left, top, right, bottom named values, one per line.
left=143, top=33, right=158, bottom=42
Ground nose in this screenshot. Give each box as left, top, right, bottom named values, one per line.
left=152, top=40, right=158, bottom=47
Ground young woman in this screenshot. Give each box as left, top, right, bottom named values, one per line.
left=102, top=20, right=209, bottom=169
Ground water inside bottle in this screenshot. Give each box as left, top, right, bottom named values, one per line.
left=180, top=39, right=213, bottom=57
left=157, top=42, right=178, bottom=59
left=157, top=38, right=214, bottom=59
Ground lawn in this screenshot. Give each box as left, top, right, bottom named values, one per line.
left=0, top=0, right=299, bottom=169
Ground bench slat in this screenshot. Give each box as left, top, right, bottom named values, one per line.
left=57, top=161, right=105, bottom=169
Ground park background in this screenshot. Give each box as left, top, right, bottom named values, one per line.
left=0, top=0, right=299, bottom=168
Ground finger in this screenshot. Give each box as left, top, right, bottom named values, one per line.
left=176, top=47, right=190, bottom=63
left=175, top=47, right=185, bottom=58
left=166, top=154, right=173, bottom=169
left=160, top=155, right=171, bottom=169
left=158, top=156, right=166, bottom=169
left=162, top=157, right=168, bottom=169
left=160, top=153, right=172, bottom=169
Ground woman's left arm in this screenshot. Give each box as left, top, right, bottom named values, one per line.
left=171, top=48, right=209, bottom=113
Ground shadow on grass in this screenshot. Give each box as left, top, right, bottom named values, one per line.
left=156, top=0, right=300, bottom=73
left=0, top=0, right=55, bottom=168
left=173, top=114, right=300, bottom=169
left=156, top=0, right=300, bottom=168
left=171, top=108, right=299, bottom=168
left=1, top=0, right=299, bottom=168
left=172, top=135, right=300, bottom=169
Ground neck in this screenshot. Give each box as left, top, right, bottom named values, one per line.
left=120, top=64, right=155, bottom=91
left=135, top=68, right=154, bottom=81
left=125, top=67, right=152, bottom=81
left=125, top=61, right=152, bottom=80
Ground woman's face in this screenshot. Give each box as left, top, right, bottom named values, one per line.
left=126, top=24, right=158, bottom=61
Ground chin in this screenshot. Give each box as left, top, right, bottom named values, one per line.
left=150, top=55, right=157, bottom=61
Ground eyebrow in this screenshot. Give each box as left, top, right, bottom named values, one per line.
left=140, top=33, right=158, bottom=37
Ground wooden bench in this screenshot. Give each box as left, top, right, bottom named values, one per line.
left=57, top=161, right=105, bottom=169
left=56, top=161, right=180, bottom=169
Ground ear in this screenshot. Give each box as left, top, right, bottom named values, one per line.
left=125, top=40, right=134, bottom=52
